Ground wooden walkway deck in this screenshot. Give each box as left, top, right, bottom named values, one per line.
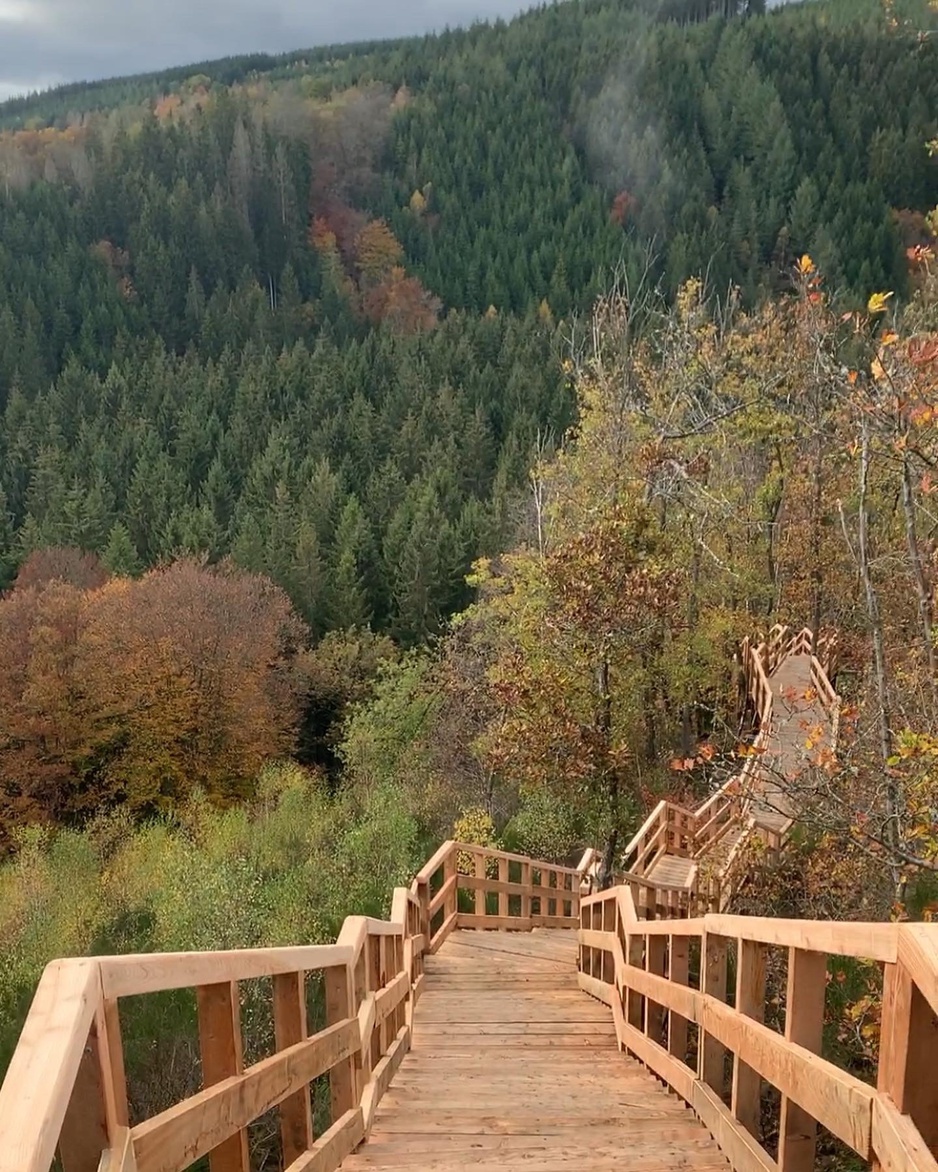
left=342, top=930, right=727, bottom=1172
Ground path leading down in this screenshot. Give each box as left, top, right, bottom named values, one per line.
left=643, top=649, right=832, bottom=893
left=341, top=930, right=728, bottom=1172
left=753, top=651, right=829, bottom=834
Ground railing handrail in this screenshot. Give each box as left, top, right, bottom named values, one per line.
left=578, top=882, right=938, bottom=1172
left=0, top=840, right=583, bottom=1172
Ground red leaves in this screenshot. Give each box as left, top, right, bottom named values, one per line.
left=362, top=266, right=441, bottom=334
left=908, top=334, right=938, bottom=368
left=610, top=190, right=637, bottom=227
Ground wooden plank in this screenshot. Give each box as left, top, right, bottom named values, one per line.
left=473, top=852, right=486, bottom=916
left=99, top=998, right=129, bottom=1132
left=284, top=1107, right=365, bottom=1172
left=877, top=958, right=938, bottom=1156
left=645, top=937, right=667, bottom=1046
left=618, top=1020, right=695, bottom=1102
left=428, top=876, right=456, bottom=917
left=195, top=982, right=249, bottom=1172
left=324, top=964, right=357, bottom=1121
left=132, top=1018, right=358, bottom=1172
left=460, top=873, right=559, bottom=897
left=498, top=857, right=509, bottom=919
left=273, top=972, right=314, bottom=1164
left=699, top=933, right=728, bottom=1096
left=415, top=841, right=455, bottom=884
left=59, top=1016, right=109, bottom=1172
left=639, top=918, right=704, bottom=937
left=456, top=915, right=534, bottom=931
left=700, top=995, right=873, bottom=1155
left=871, top=1095, right=938, bottom=1172
left=361, top=1026, right=411, bottom=1134
left=375, top=971, right=409, bottom=1025
left=429, top=912, right=458, bottom=954
left=702, top=918, right=897, bottom=962
left=100, top=945, right=354, bottom=999
left=669, top=935, right=690, bottom=1064
left=577, top=972, right=614, bottom=1006
left=779, top=948, right=826, bottom=1172
left=732, top=939, right=767, bottom=1141
left=899, top=925, right=938, bottom=1017
left=0, top=959, right=100, bottom=1172
left=691, top=1082, right=777, bottom=1172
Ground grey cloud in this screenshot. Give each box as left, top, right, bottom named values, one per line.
left=0, top=0, right=533, bottom=96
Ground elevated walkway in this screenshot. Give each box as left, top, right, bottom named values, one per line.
left=1, top=628, right=936, bottom=1172
left=619, top=627, right=839, bottom=913
left=345, top=930, right=725, bottom=1172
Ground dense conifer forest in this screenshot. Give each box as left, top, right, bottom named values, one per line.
left=1, top=0, right=938, bottom=1128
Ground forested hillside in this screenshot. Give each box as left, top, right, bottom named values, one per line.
left=0, top=0, right=935, bottom=637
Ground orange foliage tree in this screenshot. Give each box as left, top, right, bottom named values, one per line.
left=0, top=558, right=307, bottom=839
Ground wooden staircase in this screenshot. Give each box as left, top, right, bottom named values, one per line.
left=1, top=628, right=936, bottom=1172
left=610, top=626, right=839, bottom=915
left=341, top=930, right=728, bottom=1172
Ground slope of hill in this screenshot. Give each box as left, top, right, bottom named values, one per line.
left=0, top=0, right=934, bottom=639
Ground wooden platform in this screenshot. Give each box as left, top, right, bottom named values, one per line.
left=340, top=930, right=728, bottom=1172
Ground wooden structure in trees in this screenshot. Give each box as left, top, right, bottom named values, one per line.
left=602, top=625, right=841, bottom=912
left=1, top=629, right=935, bottom=1172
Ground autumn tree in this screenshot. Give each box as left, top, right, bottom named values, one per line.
left=0, top=560, right=308, bottom=838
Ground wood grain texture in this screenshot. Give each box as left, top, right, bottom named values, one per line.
left=340, top=930, right=723, bottom=1172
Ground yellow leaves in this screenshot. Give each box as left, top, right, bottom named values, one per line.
left=798, top=254, right=816, bottom=276
left=871, top=356, right=887, bottom=382
left=867, top=291, right=894, bottom=316
left=880, top=331, right=899, bottom=347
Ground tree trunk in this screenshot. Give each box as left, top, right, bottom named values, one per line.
left=900, top=448, right=937, bottom=709
left=596, top=657, right=618, bottom=890
left=857, top=419, right=900, bottom=892
left=810, top=430, right=823, bottom=651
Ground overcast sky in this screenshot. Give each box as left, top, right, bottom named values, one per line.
left=0, top=0, right=535, bottom=100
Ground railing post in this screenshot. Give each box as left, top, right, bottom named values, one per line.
left=498, top=856, right=508, bottom=918
left=626, top=933, right=644, bottom=1032
left=732, top=939, right=767, bottom=1140
left=444, top=848, right=457, bottom=922
left=878, top=958, right=938, bottom=1156
left=196, top=981, right=250, bottom=1172
left=325, top=961, right=360, bottom=1121
left=58, top=1022, right=109, bottom=1172
left=779, top=948, right=826, bottom=1172
left=474, top=851, right=486, bottom=918
left=645, top=936, right=667, bottom=1046
left=521, top=860, right=532, bottom=924
left=700, top=932, right=728, bottom=1096
left=273, top=972, right=314, bottom=1162
left=367, top=934, right=381, bottom=1073
left=668, top=934, right=689, bottom=1064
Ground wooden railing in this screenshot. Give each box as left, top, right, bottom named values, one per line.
left=623, top=800, right=696, bottom=878
left=578, top=883, right=938, bottom=1172
left=0, top=842, right=579, bottom=1172
left=621, top=628, right=840, bottom=915
left=416, top=840, right=582, bottom=954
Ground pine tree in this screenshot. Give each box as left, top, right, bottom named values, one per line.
left=102, top=521, right=142, bottom=576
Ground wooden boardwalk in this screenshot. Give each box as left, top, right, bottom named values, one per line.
left=3, top=627, right=936, bottom=1172
left=342, top=930, right=727, bottom=1172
